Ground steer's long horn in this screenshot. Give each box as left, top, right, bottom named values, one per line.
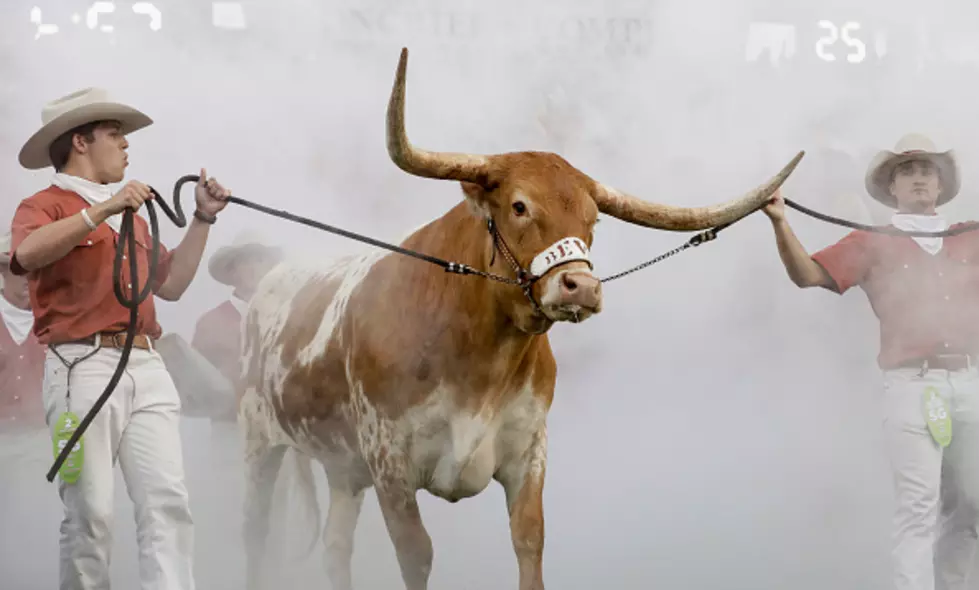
left=386, top=47, right=493, bottom=185
left=593, top=151, right=805, bottom=231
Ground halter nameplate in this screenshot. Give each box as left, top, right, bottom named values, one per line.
left=530, top=237, right=592, bottom=277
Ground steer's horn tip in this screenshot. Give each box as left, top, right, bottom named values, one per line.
left=396, top=47, right=409, bottom=80
left=769, top=150, right=806, bottom=187
left=783, top=150, right=805, bottom=173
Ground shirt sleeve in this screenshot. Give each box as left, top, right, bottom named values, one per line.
left=9, top=197, right=58, bottom=276
left=811, top=230, right=874, bottom=294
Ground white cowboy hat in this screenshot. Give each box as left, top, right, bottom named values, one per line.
left=864, top=133, right=960, bottom=208
left=19, top=87, right=153, bottom=170
left=208, top=230, right=284, bottom=286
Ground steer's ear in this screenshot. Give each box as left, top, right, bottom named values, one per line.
left=461, top=181, right=493, bottom=220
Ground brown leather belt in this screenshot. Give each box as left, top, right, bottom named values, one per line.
left=70, top=332, right=154, bottom=351
left=899, top=354, right=975, bottom=372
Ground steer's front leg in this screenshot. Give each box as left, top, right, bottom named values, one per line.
left=497, top=426, right=548, bottom=590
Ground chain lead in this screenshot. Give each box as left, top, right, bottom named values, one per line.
left=598, top=227, right=720, bottom=284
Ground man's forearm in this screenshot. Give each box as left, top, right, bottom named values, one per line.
left=770, top=219, right=830, bottom=289
left=13, top=204, right=115, bottom=272
left=156, top=217, right=211, bottom=300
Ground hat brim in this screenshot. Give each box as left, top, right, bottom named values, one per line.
left=208, top=243, right=284, bottom=286
left=865, top=150, right=960, bottom=209
left=19, top=102, right=153, bottom=170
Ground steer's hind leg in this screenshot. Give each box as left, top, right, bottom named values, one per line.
left=322, top=468, right=367, bottom=590
left=372, top=469, right=433, bottom=590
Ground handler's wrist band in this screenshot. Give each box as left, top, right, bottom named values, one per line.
left=194, top=209, right=217, bottom=224
left=80, top=208, right=98, bottom=231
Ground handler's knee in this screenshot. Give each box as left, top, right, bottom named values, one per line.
left=59, top=480, right=115, bottom=565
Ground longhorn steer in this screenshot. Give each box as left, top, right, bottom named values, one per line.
left=239, top=47, right=802, bottom=590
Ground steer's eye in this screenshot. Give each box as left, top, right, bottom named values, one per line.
left=512, top=201, right=527, bottom=216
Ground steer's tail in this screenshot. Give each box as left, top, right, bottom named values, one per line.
left=293, top=450, right=324, bottom=559
left=272, top=448, right=324, bottom=561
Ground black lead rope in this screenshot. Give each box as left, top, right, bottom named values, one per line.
left=43, top=174, right=979, bottom=481
left=782, top=198, right=979, bottom=237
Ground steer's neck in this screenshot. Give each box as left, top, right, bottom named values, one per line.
left=395, top=202, right=543, bottom=380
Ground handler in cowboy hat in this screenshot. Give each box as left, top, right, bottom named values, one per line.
left=191, top=229, right=282, bottom=418
left=764, top=133, right=979, bottom=590
left=0, top=230, right=46, bottom=432
left=9, top=86, right=232, bottom=590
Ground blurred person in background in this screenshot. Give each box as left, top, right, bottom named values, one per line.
left=9, top=86, right=231, bottom=590
left=763, top=132, right=979, bottom=590
left=0, top=226, right=48, bottom=490
left=185, top=229, right=282, bottom=590
left=0, top=226, right=58, bottom=588
left=0, top=229, right=46, bottom=432
left=191, top=229, right=283, bottom=415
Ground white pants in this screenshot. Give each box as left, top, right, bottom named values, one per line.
left=882, top=366, right=979, bottom=590
left=43, top=342, right=195, bottom=590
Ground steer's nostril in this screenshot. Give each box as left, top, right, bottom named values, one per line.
left=562, top=274, right=578, bottom=292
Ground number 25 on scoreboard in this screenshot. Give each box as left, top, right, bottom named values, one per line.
left=815, top=20, right=867, bottom=63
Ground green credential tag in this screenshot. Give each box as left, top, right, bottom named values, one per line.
left=52, top=411, right=84, bottom=484
left=923, top=387, right=953, bottom=448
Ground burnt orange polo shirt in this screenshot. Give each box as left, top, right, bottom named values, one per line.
left=812, top=224, right=979, bottom=369
left=9, top=186, right=173, bottom=345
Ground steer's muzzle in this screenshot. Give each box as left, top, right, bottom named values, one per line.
left=539, top=264, right=603, bottom=323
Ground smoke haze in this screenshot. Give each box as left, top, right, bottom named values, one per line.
left=3, top=0, right=979, bottom=588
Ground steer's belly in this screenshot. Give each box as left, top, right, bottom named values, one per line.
left=427, top=425, right=499, bottom=502
left=400, top=385, right=548, bottom=502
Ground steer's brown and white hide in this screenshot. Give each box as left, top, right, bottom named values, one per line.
left=237, top=47, right=803, bottom=590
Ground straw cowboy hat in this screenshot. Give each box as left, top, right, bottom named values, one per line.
left=864, top=133, right=960, bottom=208
left=19, top=87, right=153, bottom=170
left=208, top=230, right=284, bottom=286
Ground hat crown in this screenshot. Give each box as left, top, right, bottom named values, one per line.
left=41, top=87, right=111, bottom=125
left=893, top=133, right=938, bottom=154
left=228, top=230, right=269, bottom=249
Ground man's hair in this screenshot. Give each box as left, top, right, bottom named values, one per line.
left=48, top=120, right=110, bottom=172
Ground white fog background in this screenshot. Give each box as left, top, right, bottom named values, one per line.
left=4, top=0, right=979, bottom=588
